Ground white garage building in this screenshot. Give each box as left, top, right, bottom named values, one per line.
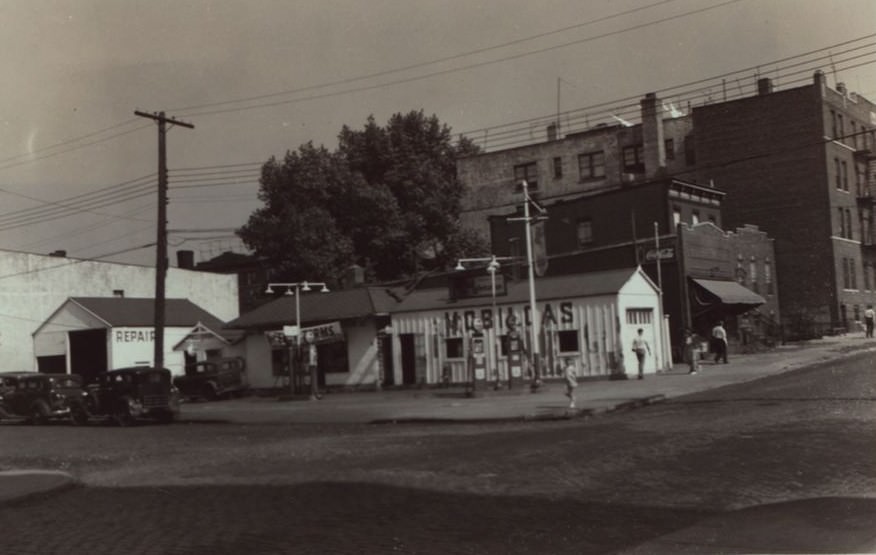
left=0, top=249, right=238, bottom=374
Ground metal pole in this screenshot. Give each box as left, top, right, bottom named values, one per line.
left=655, top=221, right=664, bottom=371
left=522, top=181, right=541, bottom=389
left=293, top=284, right=300, bottom=396
left=489, top=260, right=499, bottom=389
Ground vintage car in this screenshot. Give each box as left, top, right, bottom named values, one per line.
left=173, top=356, right=247, bottom=401
left=84, top=366, right=180, bottom=426
left=0, top=372, right=89, bottom=425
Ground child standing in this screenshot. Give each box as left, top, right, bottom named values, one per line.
left=564, top=358, right=578, bottom=409
left=684, top=329, right=700, bottom=374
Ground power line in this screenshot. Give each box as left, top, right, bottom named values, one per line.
left=167, top=0, right=684, bottom=115
left=176, top=0, right=745, bottom=119
left=0, top=242, right=157, bottom=282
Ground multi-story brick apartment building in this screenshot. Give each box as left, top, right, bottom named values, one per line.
left=459, top=71, right=874, bottom=337
left=693, top=72, right=876, bottom=333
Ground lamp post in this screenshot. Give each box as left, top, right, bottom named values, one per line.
left=265, top=281, right=330, bottom=398
left=456, top=255, right=516, bottom=389
left=507, top=180, right=547, bottom=391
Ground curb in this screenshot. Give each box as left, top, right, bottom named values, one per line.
left=0, top=470, right=78, bottom=506
left=368, top=394, right=667, bottom=425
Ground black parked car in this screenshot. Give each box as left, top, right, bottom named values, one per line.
left=84, top=367, right=180, bottom=426
left=0, top=372, right=89, bottom=425
left=174, top=356, right=247, bottom=401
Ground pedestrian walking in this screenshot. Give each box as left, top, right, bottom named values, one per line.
left=563, top=358, right=578, bottom=409
left=631, top=328, right=651, bottom=379
left=865, top=306, right=875, bottom=338
left=684, top=329, right=700, bottom=374
left=711, top=320, right=728, bottom=364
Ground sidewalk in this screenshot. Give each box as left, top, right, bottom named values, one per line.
left=180, top=331, right=876, bottom=425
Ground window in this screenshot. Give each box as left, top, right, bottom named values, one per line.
left=664, top=138, right=675, bottom=160
left=838, top=113, right=845, bottom=142
left=514, top=162, right=538, bottom=190
left=749, top=257, right=758, bottom=293
left=865, top=262, right=871, bottom=291
left=578, top=151, right=605, bottom=179
left=854, top=304, right=861, bottom=323
left=626, top=308, right=652, bottom=325
left=672, top=207, right=681, bottom=227
left=851, top=258, right=858, bottom=289
left=765, top=259, right=773, bottom=294
left=831, top=109, right=837, bottom=138
left=622, top=145, right=645, bottom=173
left=851, top=122, right=858, bottom=149
left=553, top=157, right=563, bottom=179
left=685, top=135, right=696, bottom=165
left=577, top=219, right=593, bottom=246
left=445, top=338, right=463, bottom=359
left=691, top=211, right=700, bottom=225
left=846, top=208, right=853, bottom=240
left=835, top=158, right=842, bottom=189
left=842, top=160, right=849, bottom=191
left=839, top=207, right=846, bottom=237
left=557, top=330, right=580, bottom=353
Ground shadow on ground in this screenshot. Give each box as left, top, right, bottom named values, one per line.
left=3, top=481, right=714, bottom=554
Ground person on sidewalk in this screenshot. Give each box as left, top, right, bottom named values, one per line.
left=712, top=320, right=728, bottom=364
left=631, top=328, right=651, bottom=379
left=563, top=358, right=578, bottom=409
left=684, top=328, right=700, bottom=374
left=865, top=306, right=874, bottom=338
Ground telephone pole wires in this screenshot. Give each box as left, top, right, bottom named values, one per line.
left=134, top=110, right=194, bottom=369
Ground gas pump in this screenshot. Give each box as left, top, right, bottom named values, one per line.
left=468, top=318, right=487, bottom=394
left=506, top=315, right=524, bottom=389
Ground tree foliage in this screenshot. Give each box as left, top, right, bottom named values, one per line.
left=238, top=111, right=485, bottom=283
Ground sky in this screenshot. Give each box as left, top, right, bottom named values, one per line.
left=0, top=0, right=874, bottom=267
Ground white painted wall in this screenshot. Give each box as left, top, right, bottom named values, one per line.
left=0, top=250, right=237, bottom=372
left=244, top=333, right=278, bottom=389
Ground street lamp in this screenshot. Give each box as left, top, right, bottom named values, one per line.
left=265, top=281, right=330, bottom=398
left=456, top=255, right=515, bottom=389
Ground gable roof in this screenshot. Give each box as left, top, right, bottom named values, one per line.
left=225, top=286, right=403, bottom=330
left=70, top=297, right=227, bottom=329
left=393, top=267, right=644, bottom=313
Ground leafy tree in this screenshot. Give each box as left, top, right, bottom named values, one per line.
left=239, top=111, right=485, bottom=283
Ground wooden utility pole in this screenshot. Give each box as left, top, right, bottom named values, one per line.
left=134, top=110, right=194, bottom=369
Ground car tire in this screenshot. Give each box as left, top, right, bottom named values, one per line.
left=70, top=405, right=89, bottom=426
left=113, top=401, right=135, bottom=427
left=202, top=382, right=218, bottom=401
left=30, top=400, right=50, bottom=425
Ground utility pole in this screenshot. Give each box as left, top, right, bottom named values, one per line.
left=134, top=110, right=194, bottom=369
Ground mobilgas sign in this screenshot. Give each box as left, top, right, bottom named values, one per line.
left=444, top=301, right=574, bottom=334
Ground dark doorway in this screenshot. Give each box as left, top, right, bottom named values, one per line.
left=69, top=329, right=108, bottom=383
left=37, top=355, right=66, bottom=374
left=380, top=335, right=394, bottom=386
left=400, top=334, right=417, bottom=385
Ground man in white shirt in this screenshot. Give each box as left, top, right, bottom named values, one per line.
left=865, top=306, right=874, bottom=338
left=711, top=321, right=728, bottom=363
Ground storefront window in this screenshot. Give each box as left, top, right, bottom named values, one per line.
left=445, top=338, right=464, bottom=359
left=557, top=330, right=579, bottom=353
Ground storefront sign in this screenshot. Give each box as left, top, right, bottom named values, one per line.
left=444, top=301, right=574, bottom=335
left=299, top=321, right=344, bottom=344
left=115, top=330, right=155, bottom=343
left=644, top=247, right=675, bottom=261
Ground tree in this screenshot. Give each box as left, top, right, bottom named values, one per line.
left=239, top=112, right=486, bottom=284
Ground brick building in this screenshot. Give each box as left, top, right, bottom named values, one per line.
left=693, top=72, right=876, bottom=334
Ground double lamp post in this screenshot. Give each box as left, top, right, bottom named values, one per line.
left=265, top=281, right=329, bottom=399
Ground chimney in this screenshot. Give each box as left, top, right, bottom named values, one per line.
left=757, top=77, right=773, bottom=96
left=340, top=264, right=365, bottom=289
left=837, top=82, right=847, bottom=96
left=640, top=92, right=666, bottom=178
left=546, top=122, right=558, bottom=142
left=49, top=250, right=66, bottom=257
left=176, top=250, right=195, bottom=270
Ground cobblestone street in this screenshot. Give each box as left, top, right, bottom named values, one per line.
left=2, top=353, right=876, bottom=553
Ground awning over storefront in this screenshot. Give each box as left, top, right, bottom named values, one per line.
left=691, top=278, right=765, bottom=307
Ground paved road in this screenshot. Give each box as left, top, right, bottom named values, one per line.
left=2, top=349, right=875, bottom=553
